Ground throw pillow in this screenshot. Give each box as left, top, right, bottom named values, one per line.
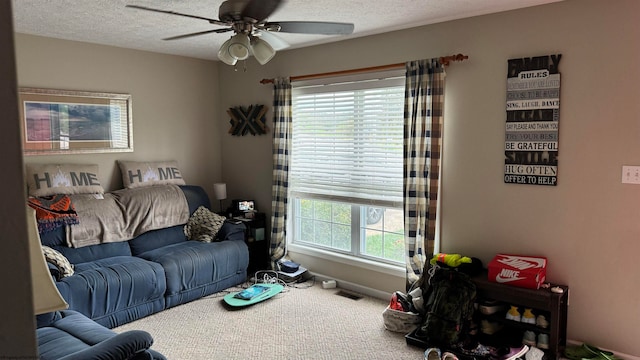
left=42, top=245, right=74, bottom=278
left=26, top=164, right=104, bottom=197
left=184, top=206, right=227, bottom=243
left=118, top=160, right=186, bottom=189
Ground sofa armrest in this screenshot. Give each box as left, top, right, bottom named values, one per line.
left=58, top=330, right=153, bottom=360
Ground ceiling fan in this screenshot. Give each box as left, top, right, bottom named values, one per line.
left=126, top=0, right=355, bottom=65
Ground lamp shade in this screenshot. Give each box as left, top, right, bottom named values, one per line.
left=251, top=37, right=276, bottom=65
left=228, top=33, right=250, bottom=60
left=218, top=38, right=237, bottom=65
left=26, top=207, right=68, bottom=315
left=213, top=183, right=227, bottom=200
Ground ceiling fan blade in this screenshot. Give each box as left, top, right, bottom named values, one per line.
left=265, top=21, right=354, bottom=35
left=126, top=4, right=228, bottom=26
left=241, top=0, right=283, bottom=23
left=163, top=28, right=232, bottom=41
left=255, top=29, right=290, bottom=51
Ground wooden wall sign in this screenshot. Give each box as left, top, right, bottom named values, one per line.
left=504, top=54, right=561, bottom=186
left=227, top=104, right=269, bottom=136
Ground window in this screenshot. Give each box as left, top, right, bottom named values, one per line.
left=290, top=72, right=405, bottom=265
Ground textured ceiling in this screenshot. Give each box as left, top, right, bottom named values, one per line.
left=12, top=0, right=562, bottom=61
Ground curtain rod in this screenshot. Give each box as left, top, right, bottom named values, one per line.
left=259, top=53, right=468, bottom=84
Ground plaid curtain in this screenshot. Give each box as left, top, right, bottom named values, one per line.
left=269, top=77, right=292, bottom=269
left=404, top=59, right=445, bottom=287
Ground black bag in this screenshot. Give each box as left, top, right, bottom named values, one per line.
left=417, top=266, right=477, bottom=347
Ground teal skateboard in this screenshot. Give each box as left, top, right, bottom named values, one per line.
left=223, top=283, right=284, bottom=307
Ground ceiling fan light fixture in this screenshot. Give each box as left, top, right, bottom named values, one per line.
left=228, top=33, right=250, bottom=60
left=218, top=38, right=237, bottom=65
left=250, top=36, right=276, bottom=65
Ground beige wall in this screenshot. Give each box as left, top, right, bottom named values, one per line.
left=10, top=0, right=640, bottom=355
left=16, top=34, right=223, bottom=199
left=218, top=0, right=640, bottom=355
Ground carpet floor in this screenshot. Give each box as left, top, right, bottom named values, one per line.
left=114, top=279, right=425, bottom=359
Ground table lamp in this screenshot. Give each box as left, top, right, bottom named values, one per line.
left=213, top=183, right=227, bottom=213
left=26, top=207, right=68, bottom=315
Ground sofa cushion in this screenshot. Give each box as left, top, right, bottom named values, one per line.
left=55, top=256, right=166, bottom=328
left=179, top=185, right=212, bottom=214
left=26, top=163, right=104, bottom=197
left=137, top=240, right=249, bottom=305
left=53, top=242, right=132, bottom=264
left=118, top=160, right=186, bottom=189
left=42, top=245, right=74, bottom=278
left=184, top=206, right=226, bottom=242
left=128, top=225, right=187, bottom=256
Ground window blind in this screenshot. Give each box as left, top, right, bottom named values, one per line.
left=291, top=74, right=405, bottom=207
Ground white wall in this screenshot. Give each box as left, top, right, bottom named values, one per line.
left=218, top=0, right=640, bottom=355
left=16, top=34, right=223, bottom=199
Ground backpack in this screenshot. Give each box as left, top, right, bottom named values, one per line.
left=417, top=265, right=477, bottom=347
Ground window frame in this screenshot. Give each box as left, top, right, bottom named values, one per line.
left=288, top=70, right=406, bottom=269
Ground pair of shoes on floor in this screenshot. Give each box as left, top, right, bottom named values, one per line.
left=424, top=348, right=458, bottom=360
left=502, top=345, right=529, bottom=360
left=522, top=331, right=549, bottom=349
left=564, top=343, right=619, bottom=360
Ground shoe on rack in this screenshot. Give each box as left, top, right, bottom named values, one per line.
left=479, top=299, right=506, bottom=315
left=537, top=334, right=549, bottom=350
left=481, top=319, right=504, bottom=335
left=442, top=352, right=459, bottom=360
left=522, top=330, right=537, bottom=346
left=424, top=348, right=441, bottom=360
left=536, top=314, right=549, bottom=329
left=502, top=345, right=530, bottom=360
left=522, top=308, right=536, bottom=324
left=506, top=305, right=521, bottom=321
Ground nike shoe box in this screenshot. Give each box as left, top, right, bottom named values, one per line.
left=488, top=254, right=547, bottom=289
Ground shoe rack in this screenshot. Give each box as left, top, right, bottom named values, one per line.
left=471, top=273, right=569, bottom=360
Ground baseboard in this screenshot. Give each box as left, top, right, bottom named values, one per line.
left=308, top=271, right=393, bottom=301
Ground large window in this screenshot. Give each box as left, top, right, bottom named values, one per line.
left=290, top=72, right=405, bottom=265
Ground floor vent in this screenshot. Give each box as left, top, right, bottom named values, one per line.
left=335, top=290, right=363, bottom=300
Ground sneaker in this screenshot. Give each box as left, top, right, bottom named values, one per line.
left=526, top=346, right=545, bottom=360
left=481, top=319, right=504, bottom=335
left=454, top=343, right=497, bottom=358
left=522, top=330, right=537, bottom=346
left=537, top=334, right=549, bottom=350
left=479, top=299, right=506, bottom=315
left=424, top=348, right=441, bottom=360
left=506, top=305, right=521, bottom=321
left=442, top=352, right=459, bottom=360
left=536, top=314, right=549, bottom=329
left=503, top=345, right=530, bottom=360
left=522, top=308, right=535, bottom=324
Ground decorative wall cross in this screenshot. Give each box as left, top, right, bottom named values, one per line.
left=227, top=104, right=269, bottom=136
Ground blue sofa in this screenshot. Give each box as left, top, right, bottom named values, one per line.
left=37, top=310, right=166, bottom=360
left=38, top=185, right=250, bottom=329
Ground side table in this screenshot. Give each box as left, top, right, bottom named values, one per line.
left=240, top=212, right=270, bottom=273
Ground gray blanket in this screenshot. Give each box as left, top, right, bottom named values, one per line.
left=66, top=184, right=189, bottom=248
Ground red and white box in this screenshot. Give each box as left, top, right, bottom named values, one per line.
left=488, top=254, right=547, bottom=289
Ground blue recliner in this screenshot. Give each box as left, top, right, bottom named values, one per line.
left=36, top=310, right=166, bottom=360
